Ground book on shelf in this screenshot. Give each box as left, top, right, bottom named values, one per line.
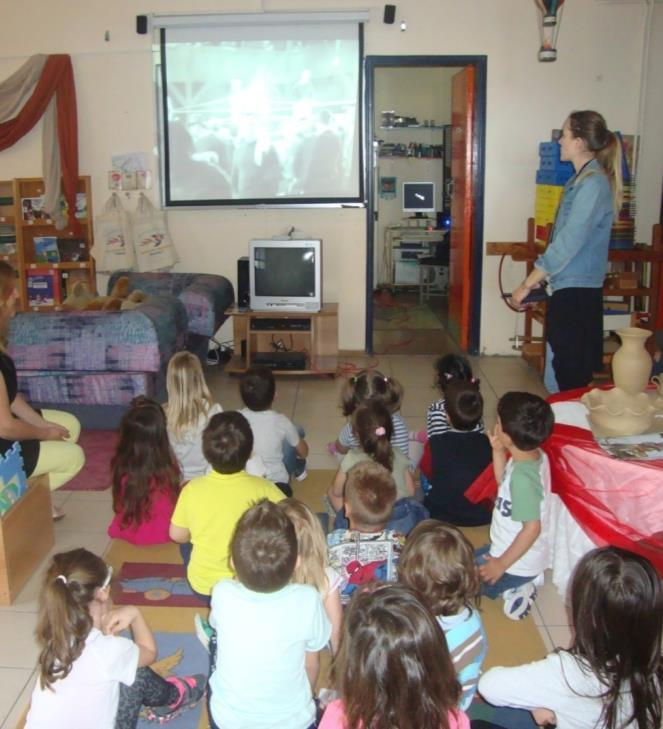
left=34, top=236, right=60, bottom=263
left=59, top=193, right=87, bottom=220
left=26, top=268, right=61, bottom=307
left=21, top=196, right=47, bottom=221
left=56, top=237, right=88, bottom=262
left=0, top=243, right=16, bottom=256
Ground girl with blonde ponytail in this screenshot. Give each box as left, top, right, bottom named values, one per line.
left=511, top=110, right=623, bottom=393
left=27, top=548, right=206, bottom=728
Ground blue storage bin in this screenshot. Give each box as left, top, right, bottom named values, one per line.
left=536, top=169, right=574, bottom=185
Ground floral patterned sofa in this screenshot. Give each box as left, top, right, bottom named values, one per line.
left=9, top=273, right=234, bottom=428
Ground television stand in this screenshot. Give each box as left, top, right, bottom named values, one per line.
left=224, top=304, right=338, bottom=376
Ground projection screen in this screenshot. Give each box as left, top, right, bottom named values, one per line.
left=156, top=13, right=365, bottom=207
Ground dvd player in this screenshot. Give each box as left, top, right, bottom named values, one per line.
left=250, top=318, right=311, bottom=331
left=252, top=351, right=308, bottom=370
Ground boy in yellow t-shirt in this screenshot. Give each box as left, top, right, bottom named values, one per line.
left=169, top=411, right=284, bottom=603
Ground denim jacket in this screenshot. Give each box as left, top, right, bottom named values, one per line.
left=535, top=158, right=614, bottom=291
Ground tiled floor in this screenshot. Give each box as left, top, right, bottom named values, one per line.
left=0, top=354, right=573, bottom=728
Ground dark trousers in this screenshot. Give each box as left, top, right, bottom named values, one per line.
left=115, top=666, right=178, bottom=728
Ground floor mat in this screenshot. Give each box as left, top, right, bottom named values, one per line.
left=113, top=562, right=207, bottom=608
left=62, top=429, right=118, bottom=491
left=137, top=631, right=208, bottom=729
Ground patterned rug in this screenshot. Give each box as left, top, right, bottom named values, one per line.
left=113, top=562, right=207, bottom=608
left=63, top=429, right=117, bottom=491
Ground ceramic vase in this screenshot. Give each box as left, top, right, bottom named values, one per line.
left=611, top=327, right=652, bottom=395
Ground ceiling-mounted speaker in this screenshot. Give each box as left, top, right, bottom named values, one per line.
left=136, top=15, right=148, bottom=35
left=383, top=4, right=396, bottom=24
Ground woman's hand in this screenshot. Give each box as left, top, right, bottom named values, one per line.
left=532, top=708, right=557, bottom=726
left=39, top=422, right=70, bottom=441
left=510, top=283, right=532, bottom=309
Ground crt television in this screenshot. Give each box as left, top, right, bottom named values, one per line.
left=403, top=181, right=436, bottom=217
left=249, top=239, right=322, bottom=313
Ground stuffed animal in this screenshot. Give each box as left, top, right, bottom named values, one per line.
left=61, top=275, right=147, bottom=311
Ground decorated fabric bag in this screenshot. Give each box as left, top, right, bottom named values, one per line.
left=131, top=193, right=179, bottom=272
left=0, top=442, right=28, bottom=516
left=91, top=193, right=136, bottom=272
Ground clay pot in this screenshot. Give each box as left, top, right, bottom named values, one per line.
left=581, top=387, right=655, bottom=436
left=611, top=327, right=652, bottom=396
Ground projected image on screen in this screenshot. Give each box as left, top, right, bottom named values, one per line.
left=161, top=23, right=362, bottom=206
left=254, top=248, right=316, bottom=297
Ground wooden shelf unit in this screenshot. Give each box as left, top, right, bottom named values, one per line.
left=488, top=218, right=663, bottom=374
left=3, top=176, right=96, bottom=312
left=225, top=304, right=339, bottom=376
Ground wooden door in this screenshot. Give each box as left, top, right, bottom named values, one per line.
left=448, top=67, right=475, bottom=350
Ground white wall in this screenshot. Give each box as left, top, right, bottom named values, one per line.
left=0, top=0, right=658, bottom=352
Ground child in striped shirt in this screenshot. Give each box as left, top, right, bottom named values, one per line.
left=400, top=520, right=487, bottom=710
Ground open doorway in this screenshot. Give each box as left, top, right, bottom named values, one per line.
left=364, top=56, right=487, bottom=355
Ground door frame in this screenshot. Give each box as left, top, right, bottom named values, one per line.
left=364, top=55, right=487, bottom=355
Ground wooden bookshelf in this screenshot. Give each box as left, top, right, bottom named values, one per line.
left=9, top=176, right=96, bottom=311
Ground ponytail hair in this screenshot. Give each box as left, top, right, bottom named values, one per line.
left=353, top=401, right=393, bottom=472
left=340, top=369, right=403, bottom=417
left=36, top=549, right=109, bottom=690
left=568, top=110, right=623, bottom=217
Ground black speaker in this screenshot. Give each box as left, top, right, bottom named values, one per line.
left=383, top=4, right=396, bottom=24
left=237, top=256, right=250, bottom=310
left=136, top=15, right=148, bottom=34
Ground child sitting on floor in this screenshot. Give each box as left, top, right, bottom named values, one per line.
left=319, top=583, right=469, bottom=729
left=478, top=391, right=554, bottom=620
left=400, top=520, right=487, bottom=710
left=328, top=400, right=415, bottom=515
left=208, top=499, right=331, bottom=729
left=169, top=411, right=284, bottom=603
left=26, top=548, right=206, bottom=728
left=327, top=460, right=406, bottom=605
left=108, top=396, right=181, bottom=545
left=330, top=369, right=409, bottom=457
left=424, top=380, right=492, bottom=526
left=475, top=547, right=662, bottom=729
left=239, top=366, right=309, bottom=496
left=278, top=498, right=343, bottom=654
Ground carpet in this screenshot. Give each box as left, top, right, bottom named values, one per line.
left=62, top=429, right=118, bottom=491
left=113, top=562, right=207, bottom=608
left=137, top=631, right=208, bottom=729
left=373, top=303, right=444, bottom=331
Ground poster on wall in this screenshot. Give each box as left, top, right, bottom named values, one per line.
left=380, top=176, right=397, bottom=199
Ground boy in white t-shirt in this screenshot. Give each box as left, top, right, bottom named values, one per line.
left=240, top=366, right=309, bottom=495
left=208, top=499, right=331, bottom=729
left=477, top=391, right=554, bottom=621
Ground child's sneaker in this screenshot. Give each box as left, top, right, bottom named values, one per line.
left=295, top=468, right=308, bottom=482
left=502, top=582, right=537, bottom=621
left=145, top=674, right=207, bottom=724
left=194, top=613, right=213, bottom=652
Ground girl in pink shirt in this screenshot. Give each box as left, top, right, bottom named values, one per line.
left=108, top=397, right=181, bottom=545
left=319, top=583, right=470, bottom=729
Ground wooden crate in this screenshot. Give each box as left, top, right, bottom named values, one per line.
left=0, top=475, right=54, bottom=605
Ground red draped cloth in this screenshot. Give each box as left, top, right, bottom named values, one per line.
left=0, top=55, right=78, bottom=227
left=465, top=386, right=663, bottom=575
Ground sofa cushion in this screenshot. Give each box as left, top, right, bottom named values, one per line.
left=9, top=295, right=187, bottom=373
left=17, top=371, right=154, bottom=406
left=107, top=271, right=234, bottom=337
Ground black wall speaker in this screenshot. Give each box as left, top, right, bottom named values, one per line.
left=136, top=15, right=148, bottom=35
left=383, top=5, right=396, bottom=24
left=237, top=256, right=250, bottom=309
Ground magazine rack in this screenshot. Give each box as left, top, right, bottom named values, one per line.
left=0, top=176, right=95, bottom=312
left=0, top=475, right=54, bottom=605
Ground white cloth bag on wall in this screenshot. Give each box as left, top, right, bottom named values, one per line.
left=91, top=193, right=136, bottom=272
left=131, top=193, right=179, bottom=272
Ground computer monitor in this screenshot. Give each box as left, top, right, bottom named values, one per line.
left=403, top=181, right=436, bottom=218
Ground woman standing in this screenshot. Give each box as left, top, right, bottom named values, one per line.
left=0, top=262, right=84, bottom=518
left=511, top=111, right=623, bottom=392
